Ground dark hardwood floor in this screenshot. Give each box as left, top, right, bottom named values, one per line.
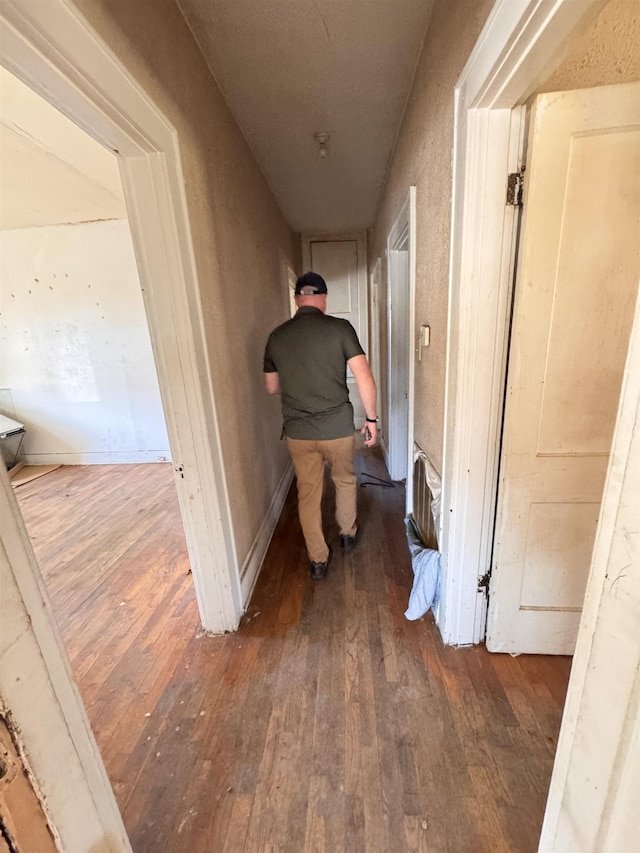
left=15, top=451, right=572, bottom=852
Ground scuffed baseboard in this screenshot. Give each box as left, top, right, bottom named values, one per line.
left=380, top=434, right=390, bottom=472
left=240, top=461, right=294, bottom=605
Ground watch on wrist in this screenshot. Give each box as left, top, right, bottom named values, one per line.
left=366, top=416, right=378, bottom=423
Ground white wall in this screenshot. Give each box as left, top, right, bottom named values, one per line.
left=0, top=219, right=170, bottom=464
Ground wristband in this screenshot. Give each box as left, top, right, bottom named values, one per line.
left=366, top=417, right=378, bottom=423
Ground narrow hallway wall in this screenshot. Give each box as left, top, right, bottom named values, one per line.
left=368, top=0, right=493, bottom=475
left=73, top=0, right=297, bottom=573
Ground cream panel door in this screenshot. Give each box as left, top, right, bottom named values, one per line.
left=310, top=239, right=366, bottom=418
left=487, top=82, right=640, bottom=654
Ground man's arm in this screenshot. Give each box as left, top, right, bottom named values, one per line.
left=347, top=354, right=377, bottom=447
left=264, top=371, right=281, bottom=395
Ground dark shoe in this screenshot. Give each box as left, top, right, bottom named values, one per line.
left=310, top=547, right=332, bottom=580
left=340, top=532, right=358, bottom=552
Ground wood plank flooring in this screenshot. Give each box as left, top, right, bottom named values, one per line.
left=15, top=452, right=572, bottom=852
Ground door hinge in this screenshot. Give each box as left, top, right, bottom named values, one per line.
left=506, top=169, right=525, bottom=206
left=478, top=571, right=491, bottom=595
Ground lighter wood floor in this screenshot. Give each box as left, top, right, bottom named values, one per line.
left=15, top=452, right=572, bottom=852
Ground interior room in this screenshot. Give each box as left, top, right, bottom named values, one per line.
left=0, top=66, right=171, bottom=471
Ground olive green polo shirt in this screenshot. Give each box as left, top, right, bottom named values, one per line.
left=263, top=306, right=365, bottom=440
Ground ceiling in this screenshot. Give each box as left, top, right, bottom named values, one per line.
left=0, top=66, right=125, bottom=231
left=177, top=0, right=435, bottom=233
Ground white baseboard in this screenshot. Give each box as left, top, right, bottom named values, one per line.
left=240, top=461, right=294, bottom=605
left=23, top=450, right=172, bottom=465
left=380, top=433, right=390, bottom=472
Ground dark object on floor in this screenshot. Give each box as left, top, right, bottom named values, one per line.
left=310, top=547, right=332, bottom=579
left=360, top=472, right=394, bottom=488
left=340, top=532, right=358, bottom=551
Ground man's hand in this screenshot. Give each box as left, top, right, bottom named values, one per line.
left=361, top=420, right=377, bottom=448
left=348, top=356, right=378, bottom=449
left=264, top=372, right=281, bottom=395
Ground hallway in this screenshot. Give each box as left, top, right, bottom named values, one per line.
left=16, top=451, right=572, bottom=852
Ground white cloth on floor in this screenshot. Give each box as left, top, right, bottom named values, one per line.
left=404, top=517, right=441, bottom=620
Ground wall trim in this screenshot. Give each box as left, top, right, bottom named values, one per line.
left=380, top=433, right=390, bottom=475
left=23, top=452, right=172, bottom=465
left=369, top=257, right=382, bottom=399
left=240, top=463, right=294, bottom=603
left=385, top=187, right=416, bottom=507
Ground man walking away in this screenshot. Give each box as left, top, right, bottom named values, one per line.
left=264, top=271, right=378, bottom=580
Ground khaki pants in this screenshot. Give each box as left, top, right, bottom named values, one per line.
left=286, top=435, right=357, bottom=564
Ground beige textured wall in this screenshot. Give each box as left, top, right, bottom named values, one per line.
left=75, top=0, right=296, bottom=565
left=368, top=0, right=494, bottom=474
left=537, top=0, right=640, bottom=94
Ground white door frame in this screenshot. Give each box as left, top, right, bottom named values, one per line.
left=386, top=187, right=416, bottom=509
left=1, top=468, right=132, bottom=850
left=439, top=0, right=606, bottom=647
left=0, top=0, right=242, bottom=634
left=369, top=257, right=382, bottom=399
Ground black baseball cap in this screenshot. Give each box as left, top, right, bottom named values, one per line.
left=294, top=271, right=328, bottom=295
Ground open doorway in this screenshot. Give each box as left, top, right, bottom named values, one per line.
left=0, top=0, right=242, bottom=637
left=0, top=59, right=199, bottom=833
left=0, top=67, right=172, bottom=472
left=385, top=187, right=416, bottom=506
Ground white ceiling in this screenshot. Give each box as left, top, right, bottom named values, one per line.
left=177, top=0, right=435, bottom=233
left=0, top=66, right=125, bottom=231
